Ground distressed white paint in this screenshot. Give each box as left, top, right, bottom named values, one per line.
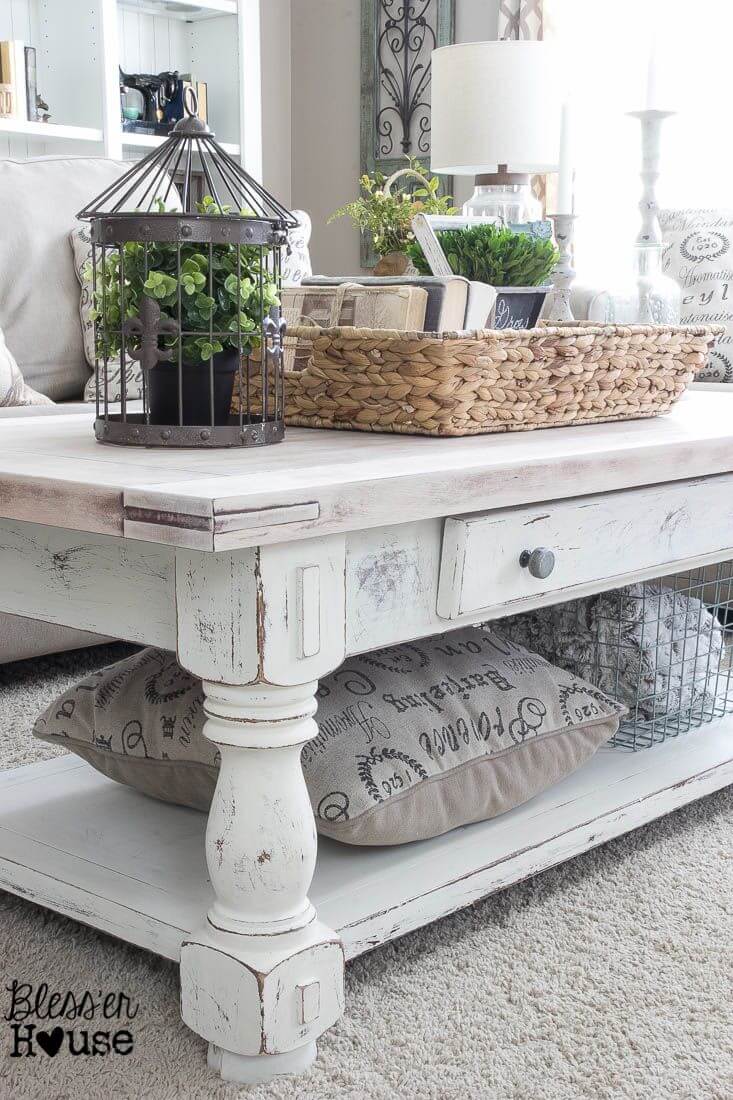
left=437, top=474, right=733, bottom=620
left=4, top=392, right=733, bottom=1083
left=123, top=497, right=320, bottom=552
left=257, top=535, right=346, bottom=685
left=0, top=518, right=175, bottom=646
left=344, top=515, right=733, bottom=655
left=3, top=395, right=733, bottom=549
left=180, top=680, right=344, bottom=1076
left=174, top=547, right=259, bottom=683
left=2, top=721, right=732, bottom=962
left=298, top=566, right=321, bottom=658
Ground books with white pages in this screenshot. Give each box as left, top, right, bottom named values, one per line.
left=302, top=275, right=469, bottom=332
left=281, top=283, right=428, bottom=370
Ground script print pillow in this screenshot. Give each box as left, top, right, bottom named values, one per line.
left=69, top=225, right=144, bottom=404
left=34, top=629, right=623, bottom=846
left=660, top=208, right=733, bottom=381
left=306, top=627, right=623, bottom=844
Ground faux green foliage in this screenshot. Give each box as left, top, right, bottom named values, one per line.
left=408, top=224, right=559, bottom=287
left=86, top=196, right=279, bottom=363
left=329, top=157, right=457, bottom=257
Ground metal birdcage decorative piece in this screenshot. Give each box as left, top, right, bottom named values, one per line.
left=77, top=94, right=296, bottom=447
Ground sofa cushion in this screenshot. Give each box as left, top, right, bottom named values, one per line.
left=0, top=325, right=51, bottom=407
left=0, top=157, right=128, bottom=401
left=34, top=631, right=624, bottom=845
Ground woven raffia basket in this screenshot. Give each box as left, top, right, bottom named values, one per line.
left=234, top=323, right=722, bottom=437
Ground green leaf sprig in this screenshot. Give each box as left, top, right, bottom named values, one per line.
left=408, top=223, right=559, bottom=287
left=329, top=156, right=457, bottom=257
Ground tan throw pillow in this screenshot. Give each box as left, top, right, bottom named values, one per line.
left=34, top=630, right=623, bottom=846
left=0, top=326, right=52, bottom=407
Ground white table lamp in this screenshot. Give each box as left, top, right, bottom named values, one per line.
left=431, top=41, right=562, bottom=222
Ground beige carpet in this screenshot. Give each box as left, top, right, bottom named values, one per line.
left=1, top=646, right=732, bottom=1100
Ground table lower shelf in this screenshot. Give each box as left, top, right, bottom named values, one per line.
left=1, top=723, right=732, bottom=963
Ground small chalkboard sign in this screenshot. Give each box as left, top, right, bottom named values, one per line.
left=493, top=288, right=550, bottom=330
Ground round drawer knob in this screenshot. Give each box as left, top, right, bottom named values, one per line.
left=519, top=547, right=556, bottom=580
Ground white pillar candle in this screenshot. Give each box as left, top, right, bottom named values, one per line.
left=556, top=101, right=573, bottom=215
left=645, top=36, right=659, bottom=109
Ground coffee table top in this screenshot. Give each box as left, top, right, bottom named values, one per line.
left=1, top=391, right=732, bottom=551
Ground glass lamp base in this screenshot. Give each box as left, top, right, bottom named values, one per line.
left=463, top=183, right=542, bottom=224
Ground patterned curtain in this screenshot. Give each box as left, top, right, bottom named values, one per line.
left=497, top=0, right=548, bottom=210
left=497, top=0, right=543, bottom=42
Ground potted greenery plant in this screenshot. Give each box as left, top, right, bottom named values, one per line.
left=87, top=196, right=279, bottom=426
left=329, top=157, right=457, bottom=275
left=408, top=223, right=559, bottom=329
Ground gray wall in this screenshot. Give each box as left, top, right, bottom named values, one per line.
left=287, top=0, right=500, bottom=275
left=261, top=0, right=292, bottom=207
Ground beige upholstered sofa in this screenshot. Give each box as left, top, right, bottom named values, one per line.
left=0, top=155, right=311, bottom=663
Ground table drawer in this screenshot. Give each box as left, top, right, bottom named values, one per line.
left=437, top=474, right=733, bottom=620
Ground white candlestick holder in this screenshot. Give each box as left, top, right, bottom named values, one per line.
left=546, top=213, right=577, bottom=322
left=627, top=108, right=675, bottom=249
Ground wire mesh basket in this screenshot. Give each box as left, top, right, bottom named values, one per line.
left=499, top=562, right=733, bottom=751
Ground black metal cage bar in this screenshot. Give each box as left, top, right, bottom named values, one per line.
left=78, top=100, right=294, bottom=448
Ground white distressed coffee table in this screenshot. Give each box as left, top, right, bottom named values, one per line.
left=2, top=392, right=733, bottom=1085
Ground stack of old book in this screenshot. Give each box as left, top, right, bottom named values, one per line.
left=298, top=275, right=494, bottom=332
left=0, top=40, right=37, bottom=121
left=281, top=276, right=494, bottom=373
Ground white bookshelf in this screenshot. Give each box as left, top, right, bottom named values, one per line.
left=0, top=0, right=260, bottom=174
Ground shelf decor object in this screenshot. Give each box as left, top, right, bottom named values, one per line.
left=77, top=93, right=297, bottom=449
left=589, top=109, right=681, bottom=325
left=430, top=40, right=562, bottom=224
left=238, top=322, right=721, bottom=438
left=359, top=0, right=455, bottom=266
left=546, top=214, right=576, bottom=322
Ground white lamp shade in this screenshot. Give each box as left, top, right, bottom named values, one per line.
left=431, top=41, right=562, bottom=175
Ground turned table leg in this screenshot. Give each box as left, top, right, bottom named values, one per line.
left=179, top=680, right=344, bottom=1086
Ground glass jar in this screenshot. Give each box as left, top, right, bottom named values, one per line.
left=463, top=170, right=542, bottom=224
left=587, top=245, right=681, bottom=324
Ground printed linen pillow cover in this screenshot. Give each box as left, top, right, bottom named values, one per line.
left=34, top=629, right=624, bottom=846
left=660, top=208, right=733, bottom=381
left=69, top=225, right=144, bottom=404
left=0, top=325, right=52, bottom=407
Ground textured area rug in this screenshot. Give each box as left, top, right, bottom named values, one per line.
left=0, top=646, right=731, bottom=1100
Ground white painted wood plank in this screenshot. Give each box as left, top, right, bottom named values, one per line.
left=258, top=536, right=346, bottom=684
left=344, top=519, right=733, bottom=655
left=1, top=724, right=731, bottom=963
left=174, top=547, right=259, bottom=682
left=437, top=474, right=733, bottom=620
left=0, top=119, right=103, bottom=142
left=3, top=394, right=733, bottom=546
left=0, top=519, right=176, bottom=646
left=102, top=0, right=124, bottom=158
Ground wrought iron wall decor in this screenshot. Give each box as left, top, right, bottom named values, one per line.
left=360, top=0, right=455, bottom=266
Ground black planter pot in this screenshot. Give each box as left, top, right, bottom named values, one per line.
left=492, top=285, right=551, bottom=330
left=148, top=348, right=240, bottom=427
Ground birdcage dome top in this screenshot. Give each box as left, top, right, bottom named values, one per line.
left=77, top=98, right=296, bottom=235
